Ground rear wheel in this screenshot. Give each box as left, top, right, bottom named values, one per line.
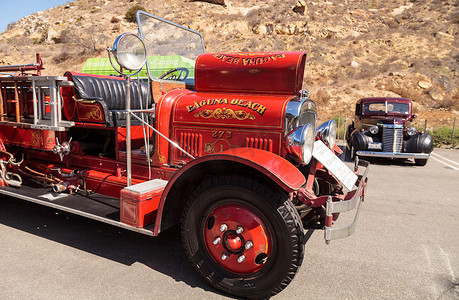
left=181, top=175, right=304, bottom=299
left=415, top=158, right=428, bottom=166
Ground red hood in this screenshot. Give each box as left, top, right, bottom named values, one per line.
left=194, top=52, right=307, bottom=95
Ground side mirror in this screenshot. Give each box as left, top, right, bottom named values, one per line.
left=411, top=114, right=417, bottom=119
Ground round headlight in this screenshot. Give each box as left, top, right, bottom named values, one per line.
left=285, top=124, right=314, bottom=165
left=407, top=126, right=417, bottom=136
left=370, top=126, right=379, bottom=134
left=302, top=124, right=315, bottom=164
left=112, top=33, right=146, bottom=71
left=316, top=120, right=337, bottom=149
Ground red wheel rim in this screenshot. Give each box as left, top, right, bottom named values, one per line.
left=203, top=203, right=272, bottom=274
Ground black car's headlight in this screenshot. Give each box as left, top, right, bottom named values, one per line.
left=316, top=120, right=337, bottom=149
left=407, top=126, right=417, bottom=136
left=285, top=124, right=315, bottom=164
left=370, top=125, right=379, bottom=135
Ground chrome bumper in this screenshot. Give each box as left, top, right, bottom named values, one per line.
left=356, top=151, right=430, bottom=159
left=324, top=158, right=369, bottom=243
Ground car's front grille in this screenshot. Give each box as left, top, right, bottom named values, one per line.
left=382, top=125, right=403, bottom=153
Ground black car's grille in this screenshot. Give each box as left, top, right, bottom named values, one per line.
left=382, top=125, right=403, bottom=153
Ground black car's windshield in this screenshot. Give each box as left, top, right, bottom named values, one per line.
left=363, top=102, right=410, bottom=115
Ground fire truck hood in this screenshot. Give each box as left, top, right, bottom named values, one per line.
left=194, top=52, right=307, bottom=95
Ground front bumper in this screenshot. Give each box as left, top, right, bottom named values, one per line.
left=324, top=158, right=369, bottom=243
left=356, top=151, right=430, bottom=159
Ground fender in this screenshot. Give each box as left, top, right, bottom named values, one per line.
left=154, top=147, right=306, bottom=235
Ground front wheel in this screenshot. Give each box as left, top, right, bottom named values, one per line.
left=181, top=176, right=304, bottom=299
left=349, top=144, right=357, bottom=161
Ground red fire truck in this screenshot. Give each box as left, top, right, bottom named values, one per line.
left=0, top=12, right=368, bottom=299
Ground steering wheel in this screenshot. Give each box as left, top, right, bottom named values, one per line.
left=158, top=67, right=189, bottom=81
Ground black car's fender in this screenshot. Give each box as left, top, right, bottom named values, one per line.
left=351, top=130, right=377, bottom=151
left=404, top=132, right=434, bottom=153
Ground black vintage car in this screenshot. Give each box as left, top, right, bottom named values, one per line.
left=347, top=97, right=433, bottom=166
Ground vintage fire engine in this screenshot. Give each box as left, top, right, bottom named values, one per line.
left=0, top=12, right=368, bottom=298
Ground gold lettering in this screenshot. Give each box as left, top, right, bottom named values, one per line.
left=238, top=99, right=246, bottom=107
left=256, top=104, right=267, bottom=116
left=242, top=58, right=252, bottom=66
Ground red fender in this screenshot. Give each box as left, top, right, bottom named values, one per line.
left=154, top=147, right=305, bottom=234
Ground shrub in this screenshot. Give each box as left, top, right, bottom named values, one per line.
left=426, top=126, right=458, bottom=147
left=6, top=21, right=16, bottom=30
left=125, top=5, right=146, bottom=23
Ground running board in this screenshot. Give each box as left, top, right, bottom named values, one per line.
left=0, top=185, right=155, bottom=236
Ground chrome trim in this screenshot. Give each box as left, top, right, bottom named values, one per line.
left=284, top=124, right=314, bottom=164
left=285, top=96, right=317, bottom=136
left=325, top=159, right=369, bottom=242
left=382, top=124, right=403, bottom=153
left=136, top=11, right=205, bottom=50
left=316, top=119, right=337, bottom=149
left=0, top=188, right=155, bottom=236
left=356, top=151, right=430, bottom=159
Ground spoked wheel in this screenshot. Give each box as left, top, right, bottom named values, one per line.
left=181, top=176, right=304, bottom=299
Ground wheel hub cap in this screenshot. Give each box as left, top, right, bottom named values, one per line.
left=203, top=203, right=271, bottom=274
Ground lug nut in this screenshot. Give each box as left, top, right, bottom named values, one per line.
left=236, top=226, right=244, bottom=234
left=213, top=237, right=221, bottom=245
left=222, top=253, right=230, bottom=261
left=219, top=224, right=228, bottom=232
left=245, top=241, right=253, bottom=250
left=237, top=255, right=246, bottom=263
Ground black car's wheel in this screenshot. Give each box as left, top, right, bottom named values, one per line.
left=349, top=144, right=357, bottom=161
left=181, top=175, right=304, bottom=299
left=415, top=158, right=428, bottom=166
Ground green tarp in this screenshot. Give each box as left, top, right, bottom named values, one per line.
left=81, top=55, right=195, bottom=78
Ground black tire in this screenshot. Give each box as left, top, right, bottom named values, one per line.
left=415, top=158, right=428, bottom=166
left=349, top=144, right=356, bottom=161
left=181, top=175, right=304, bottom=299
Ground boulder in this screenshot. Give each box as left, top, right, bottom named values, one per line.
left=293, top=0, right=308, bottom=15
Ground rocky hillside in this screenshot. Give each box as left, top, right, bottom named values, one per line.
left=0, top=0, right=457, bottom=124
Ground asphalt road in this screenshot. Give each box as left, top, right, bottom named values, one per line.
left=0, top=148, right=458, bottom=299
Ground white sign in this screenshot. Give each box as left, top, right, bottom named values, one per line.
left=312, top=140, right=358, bottom=190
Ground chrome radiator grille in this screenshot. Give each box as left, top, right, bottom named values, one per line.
left=382, top=125, right=403, bottom=153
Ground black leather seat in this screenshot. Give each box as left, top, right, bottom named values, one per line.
left=71, top=74, right=153, bottom=127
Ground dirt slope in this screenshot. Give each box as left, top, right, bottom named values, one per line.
left=0, top=0, right=457, bottom=124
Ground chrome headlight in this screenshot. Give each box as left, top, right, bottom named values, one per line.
left=316, top=120, right=337, bottom=149
left=370, top=125, right=379, bottom=135
left=285, top=124, right=315, bottom=164
left=112, top=33, right=147, bottom=71
left=407, top=126, right=417, bottom=136
left=285, top=97, right=317, bottom=135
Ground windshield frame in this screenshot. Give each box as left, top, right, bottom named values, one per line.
left=362, top=100, right=411, bottom=116
left=136, top=11, right=206, bottom=82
